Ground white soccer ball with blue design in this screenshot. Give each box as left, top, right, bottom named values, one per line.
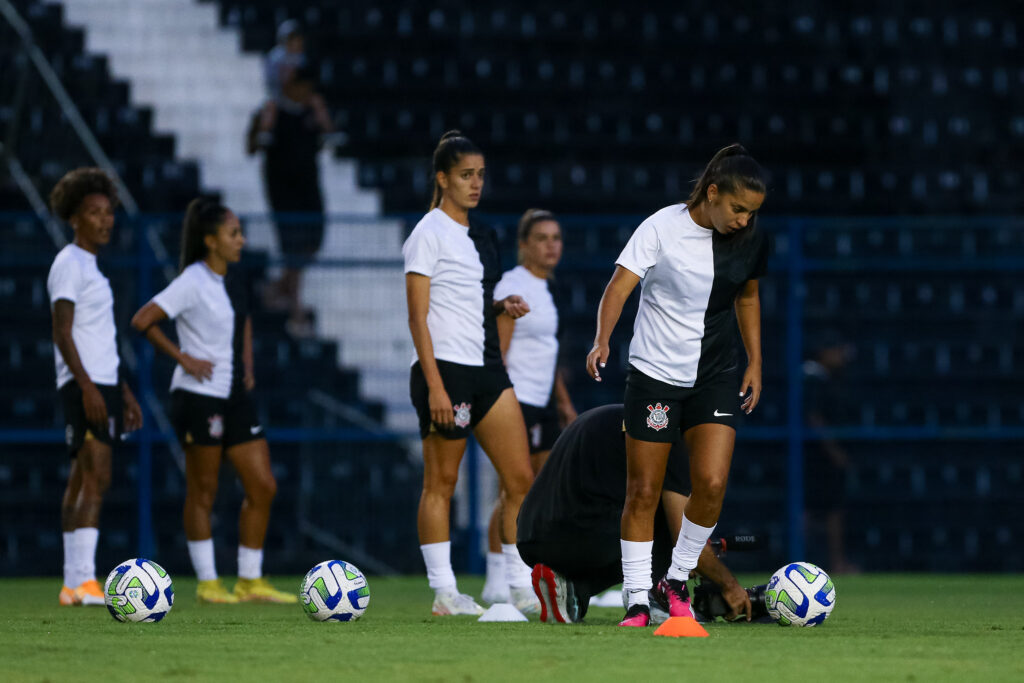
left=104, top=558, right=174, bottom=623
left=765, top=561, right=836, bottom=626
left=300, top=560, right=370, bottom=622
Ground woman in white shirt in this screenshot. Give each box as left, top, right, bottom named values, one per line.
left=585, top=144, right=769, bottom=627
left=481, top=209, right=577, bottom=604
left=403, top=131, right=538, bottom=616
left=132, top=198, right=295, bottom=605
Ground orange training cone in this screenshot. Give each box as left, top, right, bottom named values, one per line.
left=653, top=617, right=709, bottom=638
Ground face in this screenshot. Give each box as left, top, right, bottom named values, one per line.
left=520, top=220, right=563, bottom=271
left=204, top=211, right=245, bottom=264
left=438, top=153, right=485, bottom=210
left=704, top=185, right=765, bottom=235
left=283, top=79, right=313, bottom=104
left=71, top=194, right=115, bottom=249
left=285, top=34, right=304, bottom=54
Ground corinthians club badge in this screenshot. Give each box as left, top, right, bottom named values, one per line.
left=646, top=403, right=670, bottom=431
left=453, top=402, right=472, bottom=429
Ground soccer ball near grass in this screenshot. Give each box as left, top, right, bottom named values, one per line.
left=765, top=561, right=836, bottom=626
left=300, top=560, right=370, bottom=622
left=104, top=558, right=174, bottom=623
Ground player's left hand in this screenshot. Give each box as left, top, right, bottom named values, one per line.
left=721, top=580, right=752, bottom=622
left=244, top=371, right=256, bottom=391
left=739, top=364, right=762, bottom=414
left=499, top=295, right=530, bottom=319
left=122, top=387, right=143, bottom=433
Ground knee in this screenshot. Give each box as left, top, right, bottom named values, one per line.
left=624, top=481, right=662, bottom=513
left=501, top=468, right=533, bottom=502
left=692, top=474, right=729, bottom=506
left=80, top=468, right=111, bottom=498
left=248, top=473, right=277, bottom=507
left=187, top=477, right=219, bottom=511
left=423, top=471, right=459, bottom=500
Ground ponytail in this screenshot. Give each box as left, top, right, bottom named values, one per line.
left=687, top=143, right=767, bottom=209
left=180, top=197, right=229, bottom=272
left=429, top=130, right=483, bottom=210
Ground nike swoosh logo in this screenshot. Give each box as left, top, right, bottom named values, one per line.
left=713, top=410, right=733, bottom=417
left=250, top=426, right=262, bottom=434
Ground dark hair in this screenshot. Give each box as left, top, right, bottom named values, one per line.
left=687, top=143, right=767, bottom=209
left=179, top=197, right=230, bottom=271
left=49, top=167, right=119, bottom=222
left=429, top=130, right=483, bottom=210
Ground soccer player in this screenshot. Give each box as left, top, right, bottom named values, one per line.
left=518, top=404, right=766, bottom=624
left=47, top=168, right=143, bottom=605
left=131, top=198, right=295, bottom=604
left=482, top=209, right=576, bottom=604
left=585, top=144, right=769, bottom=626
left=403, top=131, right=539, bottom=616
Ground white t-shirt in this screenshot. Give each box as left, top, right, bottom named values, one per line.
left=151, top=262, right=236, bottom=399
left=494, top=265, right=559, bottom=406
left=47, top=244, right=120, bottom=389
left=402, top=208, right=489, bottom=366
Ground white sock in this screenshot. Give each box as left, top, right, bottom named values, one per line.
left=501, top=543, right=532, bottom=589
left=420, top=541, right=457, bottom=592
left=621, top=539, right=654, bottom=607
left=667, top=514, right=717, bottom=581
left=484, top=552, right=506, bottom=587
left=74, top=527, right=99, bottom=583
left=62, top=531, right=78, bottom=587
left=238, top=545, right=263, bottom=580
left=187, top=539, right=218, bottom=581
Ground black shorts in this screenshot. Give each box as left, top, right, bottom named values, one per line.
left=410, top=360, right=512, bottom=440
left=59, top=381, right=122, bottom=457
left=171, top=390, right=263, bottom=448
left=623, top=367, right=739, bottom=443
left=520, top=401, right=561, bottom=454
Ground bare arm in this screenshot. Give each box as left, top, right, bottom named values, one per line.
left=131, top=301, right=213, bottom=381
left=552, top=370, right=577, bottom=427
left=585, top=266, right=640, bottom=381
left=497, top=314, right=515, bottom=361
left=734, top=279, right=763, bottom=414
left=52, top=299, right=107, bottom=427
left=406, top=273, right=454, bottom=430
left=243, top=316, right=255, bottom=390
left=310, top=93, right=333, bottom=133
left=121, top=381, right=143, bottom=432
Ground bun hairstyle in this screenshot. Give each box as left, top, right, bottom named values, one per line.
left=517, top=208, right=557, bottom=264
left=49, top=167, right=119, bottom=222
left=179, top=197, right=230, bottom=272
left=687, top=143, right=767, bottom=209
left=429, top=130, right=483, bottom=210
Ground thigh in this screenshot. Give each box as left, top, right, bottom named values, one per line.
left=683, top=423, right=736, bottom=487
left=185, top=444, right=224, bottom=489
left=680, top=373, right=740, bottom=432
left=625, top=434, right=673, bottom=492
left=76, top=437, right=112, bottom=476
left=172, top=391, right=228, bottom=447
left=421, top=432, right=468, bottom=485
left=623, top=367, right=686, bottom=443
left=410, top=361, right=477, bottom=441
left=225, top=438, right=273, bottom=490
left=473, top=389, right=533, bottom=492
left=223, top=393, right=264, bottom=448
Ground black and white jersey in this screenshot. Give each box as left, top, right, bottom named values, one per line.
left=46, top=244, right=120, bottom=389
left=402, top=208, right=502, bottom=367
left=151, top=262, right=249, bottom=399
left=616, top=203, right=767, bottom=387
left=493, top=265, right=559, bottom=407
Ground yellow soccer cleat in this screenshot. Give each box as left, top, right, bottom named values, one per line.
left=196, top=578, right=240, bottom=604
left=59, top=585, right=81, bottom=606
left=75, top=579, right=106, bottom=606
left=233, top=577, right=298, bottom=604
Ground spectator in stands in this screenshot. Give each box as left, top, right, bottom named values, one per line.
left=481, top=208, right=577, bottom=605
left=253, top=66, right=332, bottom=337
left=46, top=168, right=143, bottom=606
left=131, top=198, right=296, bottom=605
left=804, top=332, right=859, bottom=574
left=264, top=20, right=306, bottom=101
left=585, top=144, right=769, bottom=627
left=403, top=131, right=539, bottom=616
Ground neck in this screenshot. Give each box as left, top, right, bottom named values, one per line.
left=72, top=235, right=99, bottom=254
left=688, top=202, right=713, bottom=230
left=523, top=262, right=551, bottom=279
left=204, top=255, right=228, bottom=275
left=438, top=199, right=469, bottom=226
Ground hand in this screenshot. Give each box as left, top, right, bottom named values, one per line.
left=180, top=354, right=214, bottom=382
left=499, top=295, right=531, bottom=319
left=428, top=385, right=455, bottom=431
left=557, top=403, right=578, bottom=428
left=739, top=363, right=762, bottom=414
left=586, top=343, right=609, bottom=382
left=122, top=387, right=143, bottom=432
left=244, top=371, right=256, bottom=391
left=721, top=580, right=753, bottom=622
left=80, top=381, right=108, bottom=429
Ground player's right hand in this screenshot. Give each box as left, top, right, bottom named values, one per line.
left=585, top=343, right=609, bottom=382
left=81, top=381, right=108, bottom=429
left=428, top=386, right=455, bottom=431
left=181, top=354, right=214, bottom=382
left=721, top=580, right=753, bottom=622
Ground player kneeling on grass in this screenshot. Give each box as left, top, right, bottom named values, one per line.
left=518, top=404, right=767, bottom=624
left=132, top=198, right=294, bottom=605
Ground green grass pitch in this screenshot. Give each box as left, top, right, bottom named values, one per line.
left=1, top=574, right=1022, bottom=682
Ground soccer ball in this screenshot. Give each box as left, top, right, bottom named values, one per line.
left=299, top=560, right=370, bottom=622
left=765, top=561, right=836, bottom=626
left=104, top=558, right=174, bottom=623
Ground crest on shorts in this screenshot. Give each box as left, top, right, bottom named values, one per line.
left=646, top=403, right=670, bottom=431
left=208, top=414, right=224, bottom=438
left=453, top=402, right=472, bottom=429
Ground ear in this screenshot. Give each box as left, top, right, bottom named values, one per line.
left=203, top=232, right=218, bottom=252
left=706, top=183, right=719, bottom=202
left=436, top=170, right=449, bottom=191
